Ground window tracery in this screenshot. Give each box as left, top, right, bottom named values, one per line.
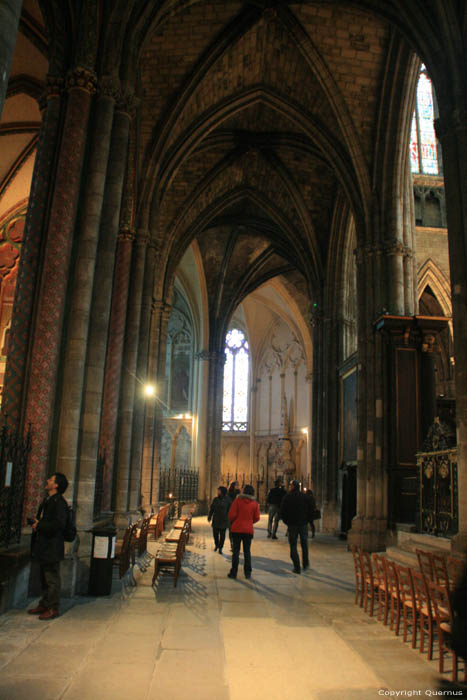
left=410, top=66, right=440, bottom=175
left=222, top=328, right=249, bottom=432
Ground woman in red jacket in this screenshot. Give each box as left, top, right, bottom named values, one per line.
left=227, top=484, right=260, bottom=579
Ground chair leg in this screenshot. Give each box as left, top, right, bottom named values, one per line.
left=427, top=617, right=433, bottom=661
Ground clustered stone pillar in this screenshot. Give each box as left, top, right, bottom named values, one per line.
left=127, top=239, right=157, bottom=512
left=75, top=103, right=131, bottom=525
left=202, top=350, right=225, bottom=508
left=22, top=68, right=96, bottom=518
left=99, top=226, right=135, bottom=511
left=195, top=351, right=210, bottom=505
left=349, top=243, right=388, bottom=551
left=141, top=299, right=171, bottom=511
left=55, top=77, right=118, bottom=500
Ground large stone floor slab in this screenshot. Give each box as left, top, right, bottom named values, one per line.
left=0, top=515, right=462, bottom=699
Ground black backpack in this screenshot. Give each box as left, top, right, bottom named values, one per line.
left=63, top=504, right=77, bottom=542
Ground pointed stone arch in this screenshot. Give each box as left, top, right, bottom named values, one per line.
left=418, top=258, right=452, bottom=319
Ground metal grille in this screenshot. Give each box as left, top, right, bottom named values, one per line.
left=0, top=421, right=32, bottom=547
left=417, top=449, right=458, bottom=536
left=159, top=467, right=198, bottom=502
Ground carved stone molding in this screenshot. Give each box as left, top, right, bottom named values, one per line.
left=98, top=75, right=121, bottom=101
left=435, top=107, right=467, bottom=141
left=66, top=67, right=97, bottom=94
left=135, top=229, right=150, bottom=246
left=117, top=225, right=136, bottom=242
left=195, top=350, right=226, bottom=364
left=41, top=75, right=64, bottom=106
left=116, top=93, right=138, bottom=119
left=151, top=299, right=171, bottom=317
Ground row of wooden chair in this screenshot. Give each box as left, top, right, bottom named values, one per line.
left=350, top=545, right=466, bottom=682
left=152, top=515, right=193, bottom=587
left=415, top=548, right=464, bottom=590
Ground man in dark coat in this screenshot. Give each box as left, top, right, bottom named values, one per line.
left=208, top=486, right=231, bottom=554
left=266, top=479, right=286, bottom=539
left=280, top=480, right=313, bottom=574
left=28, top=472, right=69, bottom=620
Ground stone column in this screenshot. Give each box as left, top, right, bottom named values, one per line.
left=114, top=230, right=149, bottom=520
left=249, top=383, right=257, bottom=482
left=348, top=244, right=387, bottom=551
left=141, top=299, right=171, bottom=510
left=76, top=104, right=131, bottom=526
left=0, top=0, right=22, bottom=118
left=99, top=225, right=135, bottom=512
left=127, top=240, right=157, bottom=512
left=305, top=372, right=313, bottom=488
left=22, top=68, right=96, bottom=518
left=54, top=77, right=118, bottom=498
left=203, top=350, right=225, bottom=507
left=2, top=78, right=62, bottom=432
left=435, top=105, right=467, bottom=548
left=195, top=351, right=210, bottom=505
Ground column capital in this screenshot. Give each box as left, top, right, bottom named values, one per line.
left=383, top=239, right=411, bottom=257
left=66, top=67, right=97, bottom=94
left=195, top=350, right=225, bottom=364
left=435, top=106, right=467, bottom=141
left=98, top=74, right=121, bottom=100
left=116, top=92, right=138, bottom=118
left=118, top=225, right=136, bottom=242
left=151, top=299, right=171, bottom=317
left=135, top=229, right=150, bottom=245
left=43, top=75, right=65, bottom=103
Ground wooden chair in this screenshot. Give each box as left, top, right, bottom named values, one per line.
left=416, top=549, right=434, bottom=580
left=430, top=552, right=450, bottom=588
left=428, top=579, right=466, bottom=682
left=152, top=527, right=187, bottom=587
left=359, top=549, right=377, bottom=617
left=396, top=563, right=417, bottom=647
left=411, top=568, right=435, bottom=660
left=372, top=553, right=389, bottom=624
left=350, top=544, right=363, bottom=607
left=384, top=559, right=401, bottom=634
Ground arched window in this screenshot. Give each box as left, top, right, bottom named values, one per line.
left=222, top=328, right=249, bottom=431
left=410, top=66, right=441, bottom=175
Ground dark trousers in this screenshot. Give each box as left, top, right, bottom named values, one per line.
left=230, top=533, right=253, bottom=577
left=288, top=525, right=309, bottom=572
left=267, top=505, right=280, bottom=535
left=213, top=527, right=226, bottom=550
left=39, top=561, right=61, bottom=609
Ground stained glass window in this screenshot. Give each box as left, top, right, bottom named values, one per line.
left=410, top=66, right=439, bottom=175
left=222, top=328, right=249, bottom=431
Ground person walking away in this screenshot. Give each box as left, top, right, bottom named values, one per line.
left=28, top=473, right=69, bottom=620
left=227, top=484, right=260, bottom=579
left=227, top=480, right=241, bottom=550
left=266, top=479, right=286, bottom=539
left=280, top=480, right=313, bottom=574
left=208, top=486, right=231, bottom=554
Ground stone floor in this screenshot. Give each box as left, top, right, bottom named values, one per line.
left=0, top=515, right=462, bottom=700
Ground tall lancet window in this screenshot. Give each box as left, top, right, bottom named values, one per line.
left=410, top=66, right=441, bottom=175
left=222, top=328, right=249, bottom=431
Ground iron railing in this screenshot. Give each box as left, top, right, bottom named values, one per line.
left=0, top=421, right=31, bottom=547
left=159, top=467, right=198, bottom=502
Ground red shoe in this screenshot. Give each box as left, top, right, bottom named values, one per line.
left=28, top=604, right=48, bottom=615
left=38, top=608, right=59, bottom=620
